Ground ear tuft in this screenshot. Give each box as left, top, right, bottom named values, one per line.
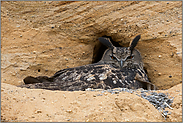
left=98, top=37, right=114, bottom=49
left=129, top=35, right=141, bottom=51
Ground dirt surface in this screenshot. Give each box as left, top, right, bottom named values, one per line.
left=1, top=1, right=182, bottom=122
left=1, top=83, right=182, bottom=122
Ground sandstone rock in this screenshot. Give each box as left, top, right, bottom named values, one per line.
left=1, top=83, right=182, bottom=122
left=1, top=1, right=181, bottom=89
left=1, top=1, right=182, bottom=122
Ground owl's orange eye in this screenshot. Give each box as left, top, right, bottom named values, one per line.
left=111, top=56, right=115, bottom=59
left=127, top=55, right=134, bottom=59
left=110, top=55, right=119, bottom=61
left=110, top=55, right=116, bottom=60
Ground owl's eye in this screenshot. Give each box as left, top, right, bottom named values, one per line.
left=127, top=55, right=134, bottom=59
left=111, top=56, right=115, bottom=59
left=110, top=54, right=120, bottom=61
left=110, top=55, right=117, bottom=60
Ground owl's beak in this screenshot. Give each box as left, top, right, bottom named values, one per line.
left=120, top=60, right=123, bottom=69
left=120, top=56, right=128, bottom=69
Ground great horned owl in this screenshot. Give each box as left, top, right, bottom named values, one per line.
left=20, top=35, right=156, bottom=91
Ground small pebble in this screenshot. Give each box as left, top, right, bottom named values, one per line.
left=30, top=98, right=34, bottom=101
left=158, top=93, right=166, bottom=97
left=169, top=75, right=172, bottom=78
left=35, top=110, right=42, bottom=114
left=104, top=93, right=108, bottom=96
left=97, top=94, right=103, bottom=96
left=168, top=112, right=171, bottom=115
left=163, top=110, right=168, bottom=116
left=85, top=88, right=92, bottom=91
left=170, top=53, right=174, bottom=57
left=66, top=110, right=72, bottom=113
left=158, top=73, right=161, bottom=76
left=20, top=35, right=22, bottom=37
left=63, top=94, right=66, bottom=98
left=158, top=55, right=162, bottom=58
left=136, top=94, right=140, bottom=97
left=141, top=93, right=146, bottom=97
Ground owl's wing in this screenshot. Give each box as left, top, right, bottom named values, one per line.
left=48, top=63, right=112, bottom=90
left=20, top=63, right=110, bottom=91
left=20, top=63, right=151, bottom=91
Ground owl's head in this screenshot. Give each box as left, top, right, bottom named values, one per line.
left=98, top=35, right=143, bottom=69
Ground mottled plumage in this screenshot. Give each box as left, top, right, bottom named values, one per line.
left=20, top=35, right=156, bottom=91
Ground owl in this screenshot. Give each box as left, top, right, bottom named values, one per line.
left=20, top=35, right=156, bottom=91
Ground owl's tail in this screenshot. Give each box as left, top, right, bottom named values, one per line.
left=23, top=76, right=52, bottom=84
left=19, top=76, right=88, bottom=91
left=19, top=76, right=62, bottom=90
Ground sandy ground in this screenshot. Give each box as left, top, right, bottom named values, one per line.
left=1, top=1, right=182, bottom=122
left=1, top=83, right=182, bottom=122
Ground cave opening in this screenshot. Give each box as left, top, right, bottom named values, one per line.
left=92, top=36, right=122, bottom=63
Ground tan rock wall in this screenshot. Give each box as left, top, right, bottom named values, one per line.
left=1, top=1, right=182, bottom=122
left=1, top=1, right=182, bottom=89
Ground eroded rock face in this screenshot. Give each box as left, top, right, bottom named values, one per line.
left=1, top=1, right=182, bottom=89
left=1, top=2, right=182, bottom=122
left=1, top=82, right=182, bottom=122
